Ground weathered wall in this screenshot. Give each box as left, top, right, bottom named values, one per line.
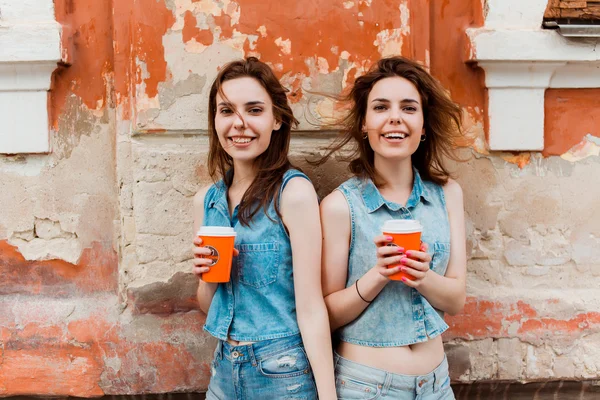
left=1, top=0, right=599, bottom=396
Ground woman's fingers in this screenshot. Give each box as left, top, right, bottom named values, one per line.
left=193, top=237, right=203, bottom=246
left=192, top=266, right=210, bottom=277
left=379, top=265, right=402, bottom=277
left=193, top=246, right=213, bottom=257
left=398, top=266, right=427, bottom=280
left=374, top=235, right=393, bottom=247
left=379, top=255, right=404, bottom=267
left=377, top=245, right=405, bottom=257
left=192, top=257, right=213, bottom=267
left=405, top=250, right=432, bottom=263
left=400, top=256, right=429, bottom=271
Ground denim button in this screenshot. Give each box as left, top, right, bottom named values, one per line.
left=418, top=379, right=427, bottom=387
left=232, top=351, right=240, bottom=358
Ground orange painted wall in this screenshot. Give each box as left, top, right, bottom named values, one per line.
left=544, top=89, right=600, bottom=157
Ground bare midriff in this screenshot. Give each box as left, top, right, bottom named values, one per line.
left=337, top=335, right=445, bottom=375
left=227, top=337, right=256, bottom=346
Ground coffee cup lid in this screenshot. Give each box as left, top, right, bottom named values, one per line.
left=382, top=219, right=422, bottom=233
left=197, top=226, right=237, bottom=237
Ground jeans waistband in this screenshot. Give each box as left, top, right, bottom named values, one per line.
left=216, top=334, right=303, bottom=364
left=334, top=351, right=449, bottom=394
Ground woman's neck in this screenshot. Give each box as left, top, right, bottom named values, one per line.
left=231, top=160, right=257, bottom=187
left=373, top=156, right=414, bottom=201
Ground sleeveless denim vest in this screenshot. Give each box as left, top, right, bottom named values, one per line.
left=203, top=169, right=308, bottom=341
left=337, top=168, right=451, bottom=347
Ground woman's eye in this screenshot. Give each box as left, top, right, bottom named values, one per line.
left=219, top=108, right=232, bottom=115
left=248, top=108, right=263, bottom=114
left=403, top=107, right=417, bottom=112
left=373, top=105, right=387, bottom=111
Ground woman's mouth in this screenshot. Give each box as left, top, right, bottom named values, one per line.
left=229, top=136, right=255, bottom=146
left=381, top=132, right=408, bottom=142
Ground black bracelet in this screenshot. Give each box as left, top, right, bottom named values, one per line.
left=355, top=279, right=372, bottom=304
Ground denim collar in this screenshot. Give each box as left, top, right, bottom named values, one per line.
left=360, top=167, right=432, bottom=213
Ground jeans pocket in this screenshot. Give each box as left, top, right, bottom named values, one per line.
left=335, top=373, right=380, bottom=400
left=258, top=346, right=310, bottom=378
left=237, top=243, right=280, bottom=288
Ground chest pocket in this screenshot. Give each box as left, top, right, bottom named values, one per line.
left=237, top=242, right=280, bottom=288
left=431, top=241, right=451, bottom=275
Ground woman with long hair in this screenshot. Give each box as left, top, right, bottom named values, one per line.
left=320, top=56, right=466, bottom=399
left=192, top=57, right=336, bottom=400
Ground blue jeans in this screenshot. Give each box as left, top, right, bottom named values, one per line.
left=206, top=334, right=317, bottom=400
left=334, top=352, right=455, bottom=400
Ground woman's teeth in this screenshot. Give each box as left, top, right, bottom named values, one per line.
left=383, top=133, right=407, bottom=139
left=232, top=137, right=253, bottom=143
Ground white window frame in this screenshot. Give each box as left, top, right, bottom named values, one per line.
left=0, top=0, right=62, bottom=154
left=467, top=0, right=600, bottom=151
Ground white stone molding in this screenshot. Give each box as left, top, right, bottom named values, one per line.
left=467, top=0, right=600, bottom=151
left=0, top=0, right=62, bottom=154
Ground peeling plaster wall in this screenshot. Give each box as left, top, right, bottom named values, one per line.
left=1, top=0, right=600, bottom=396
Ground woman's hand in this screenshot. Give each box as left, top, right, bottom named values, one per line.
left=192, top=237, right=238, bottom=277
left=373, top=235, right=406, bottom=280
left=397, top=242, right=432, bottom=288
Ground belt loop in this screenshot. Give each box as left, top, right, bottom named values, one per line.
left=248, top=343, right=257, bottom=367
left=217, top=340, right=223, bottom=360
left=433, top=364, right=443, bottom=393
left=381, top=372, right=392, bottom=396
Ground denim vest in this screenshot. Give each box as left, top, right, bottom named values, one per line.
left=203, top=169, right=308, bottom=341
left=336, top=169, right=451, bottom=347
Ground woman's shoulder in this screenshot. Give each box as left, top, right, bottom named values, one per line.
left=320, top=189, right=350, bottom=218
left=442, top=178, right=463, bottom=197
left=193, top=182, right=220, bottom=208
left=441, top=178, right=464, bottom=208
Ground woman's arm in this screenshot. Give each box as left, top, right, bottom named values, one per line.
left=280, top=177, right=336, bottom=400
left=399, top=179, right=467, bottom=315
left=192, top=185, right=219, bottom=315
left=321, top=191, right=404, bottom=331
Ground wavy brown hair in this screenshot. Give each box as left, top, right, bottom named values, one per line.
left=207, top=57, right=299, bottom=226
left=318, top=56, right=463, bottom=186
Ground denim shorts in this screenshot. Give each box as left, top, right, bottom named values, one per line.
left=206, top=334, right=317, bottom=400
left=334, top=352, right=455, bottom=400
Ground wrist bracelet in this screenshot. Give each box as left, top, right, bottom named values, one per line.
left=355, top=278, right=372, bottom=304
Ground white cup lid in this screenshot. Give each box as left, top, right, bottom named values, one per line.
left=382, top=219, right=422, bottom=233
left=197, top=226, right=237, bottom=237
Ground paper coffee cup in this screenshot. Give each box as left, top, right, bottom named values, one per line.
left=197, top=226, right=236, bottom=283
left=381, top=219, right=422, bottom=281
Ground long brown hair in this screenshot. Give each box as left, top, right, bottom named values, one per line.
left=207, top=57, right=299, bottom=226
left=318, top=56, right=463, bottom=186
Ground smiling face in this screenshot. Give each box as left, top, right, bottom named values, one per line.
left=363, top=76, right=425, bottom=162
left=214, top=77, right=281, bottom=164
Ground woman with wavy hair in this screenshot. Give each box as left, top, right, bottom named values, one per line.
left=192, top=57, right=336, bottom=400
left=320, top=56, right=466, bottom=399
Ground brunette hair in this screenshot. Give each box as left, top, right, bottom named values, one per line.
left=319, top=56, right=463, bottom=186
left=207, top=57, right=299, bottom=226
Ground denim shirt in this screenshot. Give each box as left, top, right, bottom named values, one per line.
left=336, top=168, right=451, bottom=347
left=203, top=169, right=308, bottom=341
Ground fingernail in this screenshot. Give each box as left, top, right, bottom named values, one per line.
left=400, top=257, right=407, bottom=264
left=401, top=278, right=407, bottom=282
left=386, top=236, right=393, bottom=241
left=405, top=251, right=411, bottom=256
left=397, top=247, right=404, bottom=253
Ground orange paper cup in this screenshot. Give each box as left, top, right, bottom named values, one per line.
left=382, top=219, right=423, bottom=281
left=197, top=226, right=236, bottom=283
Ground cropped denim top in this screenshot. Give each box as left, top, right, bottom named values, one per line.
left=203, top=169, right=308, bottom=341
left=336, top=168, right=451, bottom=347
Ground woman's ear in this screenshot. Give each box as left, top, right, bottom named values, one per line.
left=273, top=120, right=282, bottom=131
